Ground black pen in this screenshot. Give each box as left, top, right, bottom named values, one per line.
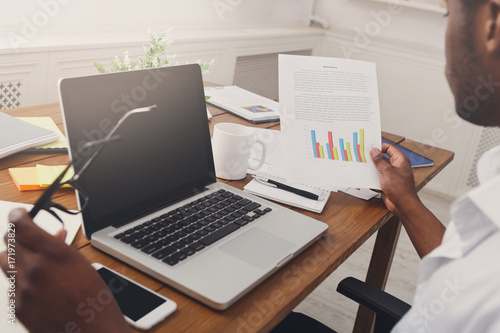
left=254, top=176, right=320, bottom=201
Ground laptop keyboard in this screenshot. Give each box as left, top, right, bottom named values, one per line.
left=113, top=189, right=272, bottom=266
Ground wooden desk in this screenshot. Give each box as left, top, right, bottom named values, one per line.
left=0, top=102, right=454, bottom=333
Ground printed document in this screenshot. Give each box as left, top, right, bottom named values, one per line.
left=279, top=55, right=382, bottom=189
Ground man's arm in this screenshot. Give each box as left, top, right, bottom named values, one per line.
left=370, top=144, right=446, bottom=258
left=0, top=208, right=132, bottom=333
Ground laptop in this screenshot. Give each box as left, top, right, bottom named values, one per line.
left=59, top=64, right=328, bottom=310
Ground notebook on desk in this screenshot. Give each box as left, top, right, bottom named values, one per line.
left=0, top=113, right=59, bottom=159
left=59, top=65, right=328, bottom=310
left=17, top=117, right=69, bottom=154
left=381, top=137, right=434, bottom=168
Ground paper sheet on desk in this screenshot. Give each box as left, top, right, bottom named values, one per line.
left=341, top=188, right=381, bottom=200
left=244, top=179, right=330, bottom=213
left=247, top=130, right=331, bottom=212
left=0, top=200, right=82, bottom=333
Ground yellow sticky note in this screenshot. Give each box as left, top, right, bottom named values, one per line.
left=8, top=167, right=43, bottom=191
left=36, top=165, right=74, bottom=188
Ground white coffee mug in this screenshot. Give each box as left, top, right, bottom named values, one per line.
left=212, top=123, right=267, bottom=180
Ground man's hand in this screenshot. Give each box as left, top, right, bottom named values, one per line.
left=370, top=143, right=420, bottom=215
left=370, top=143, right=445, bottom=258
left=0, top=209, right=131, bottom=333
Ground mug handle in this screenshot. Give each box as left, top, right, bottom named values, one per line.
left=248, top=139, right=267, bottom=171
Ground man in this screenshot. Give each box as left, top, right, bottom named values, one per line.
left=372, top=0, right=500, bottom=331
left=276, top=1, right=500, bottom=331
left=2, top=0, right=500, bottom=331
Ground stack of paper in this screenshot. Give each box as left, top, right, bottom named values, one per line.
left=0, top=200, right=82, bottom=333
left=8, top=167, right=42, bottom=191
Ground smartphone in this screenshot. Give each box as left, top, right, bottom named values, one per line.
left=92, top=263, right=177, bottom=330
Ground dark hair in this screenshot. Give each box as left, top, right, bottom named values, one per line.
left=460, top=0, right=488, bottom=8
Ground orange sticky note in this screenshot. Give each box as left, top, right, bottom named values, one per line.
left=8, top=167, right=43, bottom=191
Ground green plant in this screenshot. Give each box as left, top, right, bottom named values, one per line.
left=93, top=30, right=214, bottom=76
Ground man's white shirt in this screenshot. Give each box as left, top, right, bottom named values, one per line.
left=393, top=145, right=500, bottom=332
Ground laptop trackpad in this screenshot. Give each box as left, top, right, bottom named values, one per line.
left=219, top=228, right=295, bottom=269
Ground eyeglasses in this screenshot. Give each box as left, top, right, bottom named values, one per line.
left=29, top=105, right=157, bottom=227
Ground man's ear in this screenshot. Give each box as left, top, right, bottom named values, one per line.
left=485, top=0, right=500, bottom=55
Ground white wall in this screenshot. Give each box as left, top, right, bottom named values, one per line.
left=1, top=0, right=312, bottom=35
left=314, top=0, right=479, bottom=196
left=0, top=0, right=321, bottom=111
left=314, top=0, right=448, bottom=50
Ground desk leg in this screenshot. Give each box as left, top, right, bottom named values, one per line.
left=353, top=215, right=401, bottom=333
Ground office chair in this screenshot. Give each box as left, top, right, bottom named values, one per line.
left=271, top=312, right=337, bottom=333
left=336, top=277, right=412, bottom=333
left=272, top=277, right=411, bottom=333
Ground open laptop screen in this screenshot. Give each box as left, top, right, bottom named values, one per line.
left=60, top=65, right=215, bottom=238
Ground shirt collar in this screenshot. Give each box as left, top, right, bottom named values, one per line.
left=418, top=146, right=500, bottom=278
left=467, top=173, right=500, bottom=228
left=448, top=145, right=500, bottom=256
left=450, top=190, right=498, bottom=257
left=477, top=144, right=500, bottom=185
left=471, top=144, right=500, bottom=227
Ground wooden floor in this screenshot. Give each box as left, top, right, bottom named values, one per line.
left=294, top=189, right=454, bottom=333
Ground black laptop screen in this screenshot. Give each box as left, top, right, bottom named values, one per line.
left=60, top=65, right=216, bottom=238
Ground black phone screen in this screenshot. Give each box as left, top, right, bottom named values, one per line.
left=96, top=267, right=167, bottom=322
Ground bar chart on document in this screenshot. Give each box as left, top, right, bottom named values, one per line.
left=286, top=121, right=381, bottom=189
left=308, top=128, right=367, bottom=163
